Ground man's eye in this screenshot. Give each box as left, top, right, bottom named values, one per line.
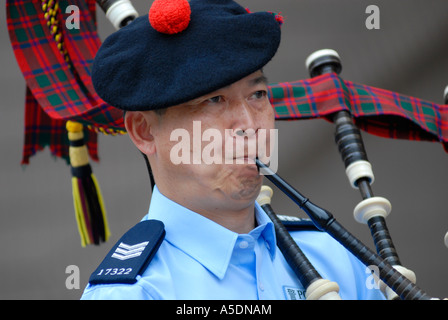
left=252, top=90, right=267, bottom=99
left=208, top=96, right=223, bottom=103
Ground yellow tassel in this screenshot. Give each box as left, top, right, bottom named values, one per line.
left=72, top=177, right=89, bottom=247
left=66, top=120, right=110, bottom=246
left=91, top=174, right=111, bottom=241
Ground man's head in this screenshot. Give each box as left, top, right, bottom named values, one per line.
left=124, top=70, right=275, bottom=214
left=92, top=0, right=282, bottom=217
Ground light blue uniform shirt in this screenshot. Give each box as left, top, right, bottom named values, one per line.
left=81, top=186, right=384, bottom=300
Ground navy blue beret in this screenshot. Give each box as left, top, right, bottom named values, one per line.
left=92, top=0, right=282, bottom=111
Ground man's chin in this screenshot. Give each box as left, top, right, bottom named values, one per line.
left=229, top=180, right=263, bottom=202
left=227, top=161, right=260, bottom=176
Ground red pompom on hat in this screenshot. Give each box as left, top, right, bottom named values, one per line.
left=149, top=0, right=191, bottom=34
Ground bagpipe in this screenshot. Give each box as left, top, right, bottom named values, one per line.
left=6, top=0, right=448, bottom=299
left=259, top=48, right=448, bottom=300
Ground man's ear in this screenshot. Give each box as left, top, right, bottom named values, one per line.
left=124, top=111, right=157, bottom=156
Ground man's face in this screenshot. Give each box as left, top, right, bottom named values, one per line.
left=147, top=70, right=275, bottom=212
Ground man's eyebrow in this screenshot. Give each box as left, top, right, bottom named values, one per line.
left=188, top=74, right=269, bottom=105
left=249, top=74, right=269, bottom=86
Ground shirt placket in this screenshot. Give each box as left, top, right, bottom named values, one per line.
left=254, top=235, right=273, bottom=299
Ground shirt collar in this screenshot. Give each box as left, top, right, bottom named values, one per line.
left=143, top=186, right=277, bottom=280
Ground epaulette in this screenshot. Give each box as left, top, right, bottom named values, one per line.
left=89, top=219, right=165, bottom=285
left=277, top=215, right=321, bottom=232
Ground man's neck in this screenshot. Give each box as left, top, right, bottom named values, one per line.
left=194, top=205, right=257, bottom=234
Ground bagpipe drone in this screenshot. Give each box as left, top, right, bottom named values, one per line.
left=6, top=0, right=448, bottom=299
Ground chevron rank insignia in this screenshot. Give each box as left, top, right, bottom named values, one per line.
left=111, top=242, right=149, bottom=260
left=89, top=219, right=165, bottom=285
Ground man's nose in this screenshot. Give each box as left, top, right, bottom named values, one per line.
left=229, top=100, right=258, bottom=135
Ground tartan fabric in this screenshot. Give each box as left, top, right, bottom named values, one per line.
left=269, top=73, right=346, bottom=119
left=7, top=0, right=124, bottom=130
left=23, top=86, right=68, bottom=164
left=269, top=73, right=448, bottom=151
left=7, top=0, right=124, bottom=164
left=23, top=87, right=98, bottom=165
left=344, top=77, right=447, bottom=145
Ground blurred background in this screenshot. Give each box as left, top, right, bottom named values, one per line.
left=1, top=0, right=447, bottom=299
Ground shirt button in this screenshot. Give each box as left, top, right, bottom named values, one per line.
left=259, top=282, right=265, bottom=291
left=239, top=240, right=249, bottom=249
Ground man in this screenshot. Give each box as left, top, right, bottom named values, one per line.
left=81, top=0, right=385, bottom=300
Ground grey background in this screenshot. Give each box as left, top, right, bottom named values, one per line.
left=1, top=0, right=447, bottom=299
